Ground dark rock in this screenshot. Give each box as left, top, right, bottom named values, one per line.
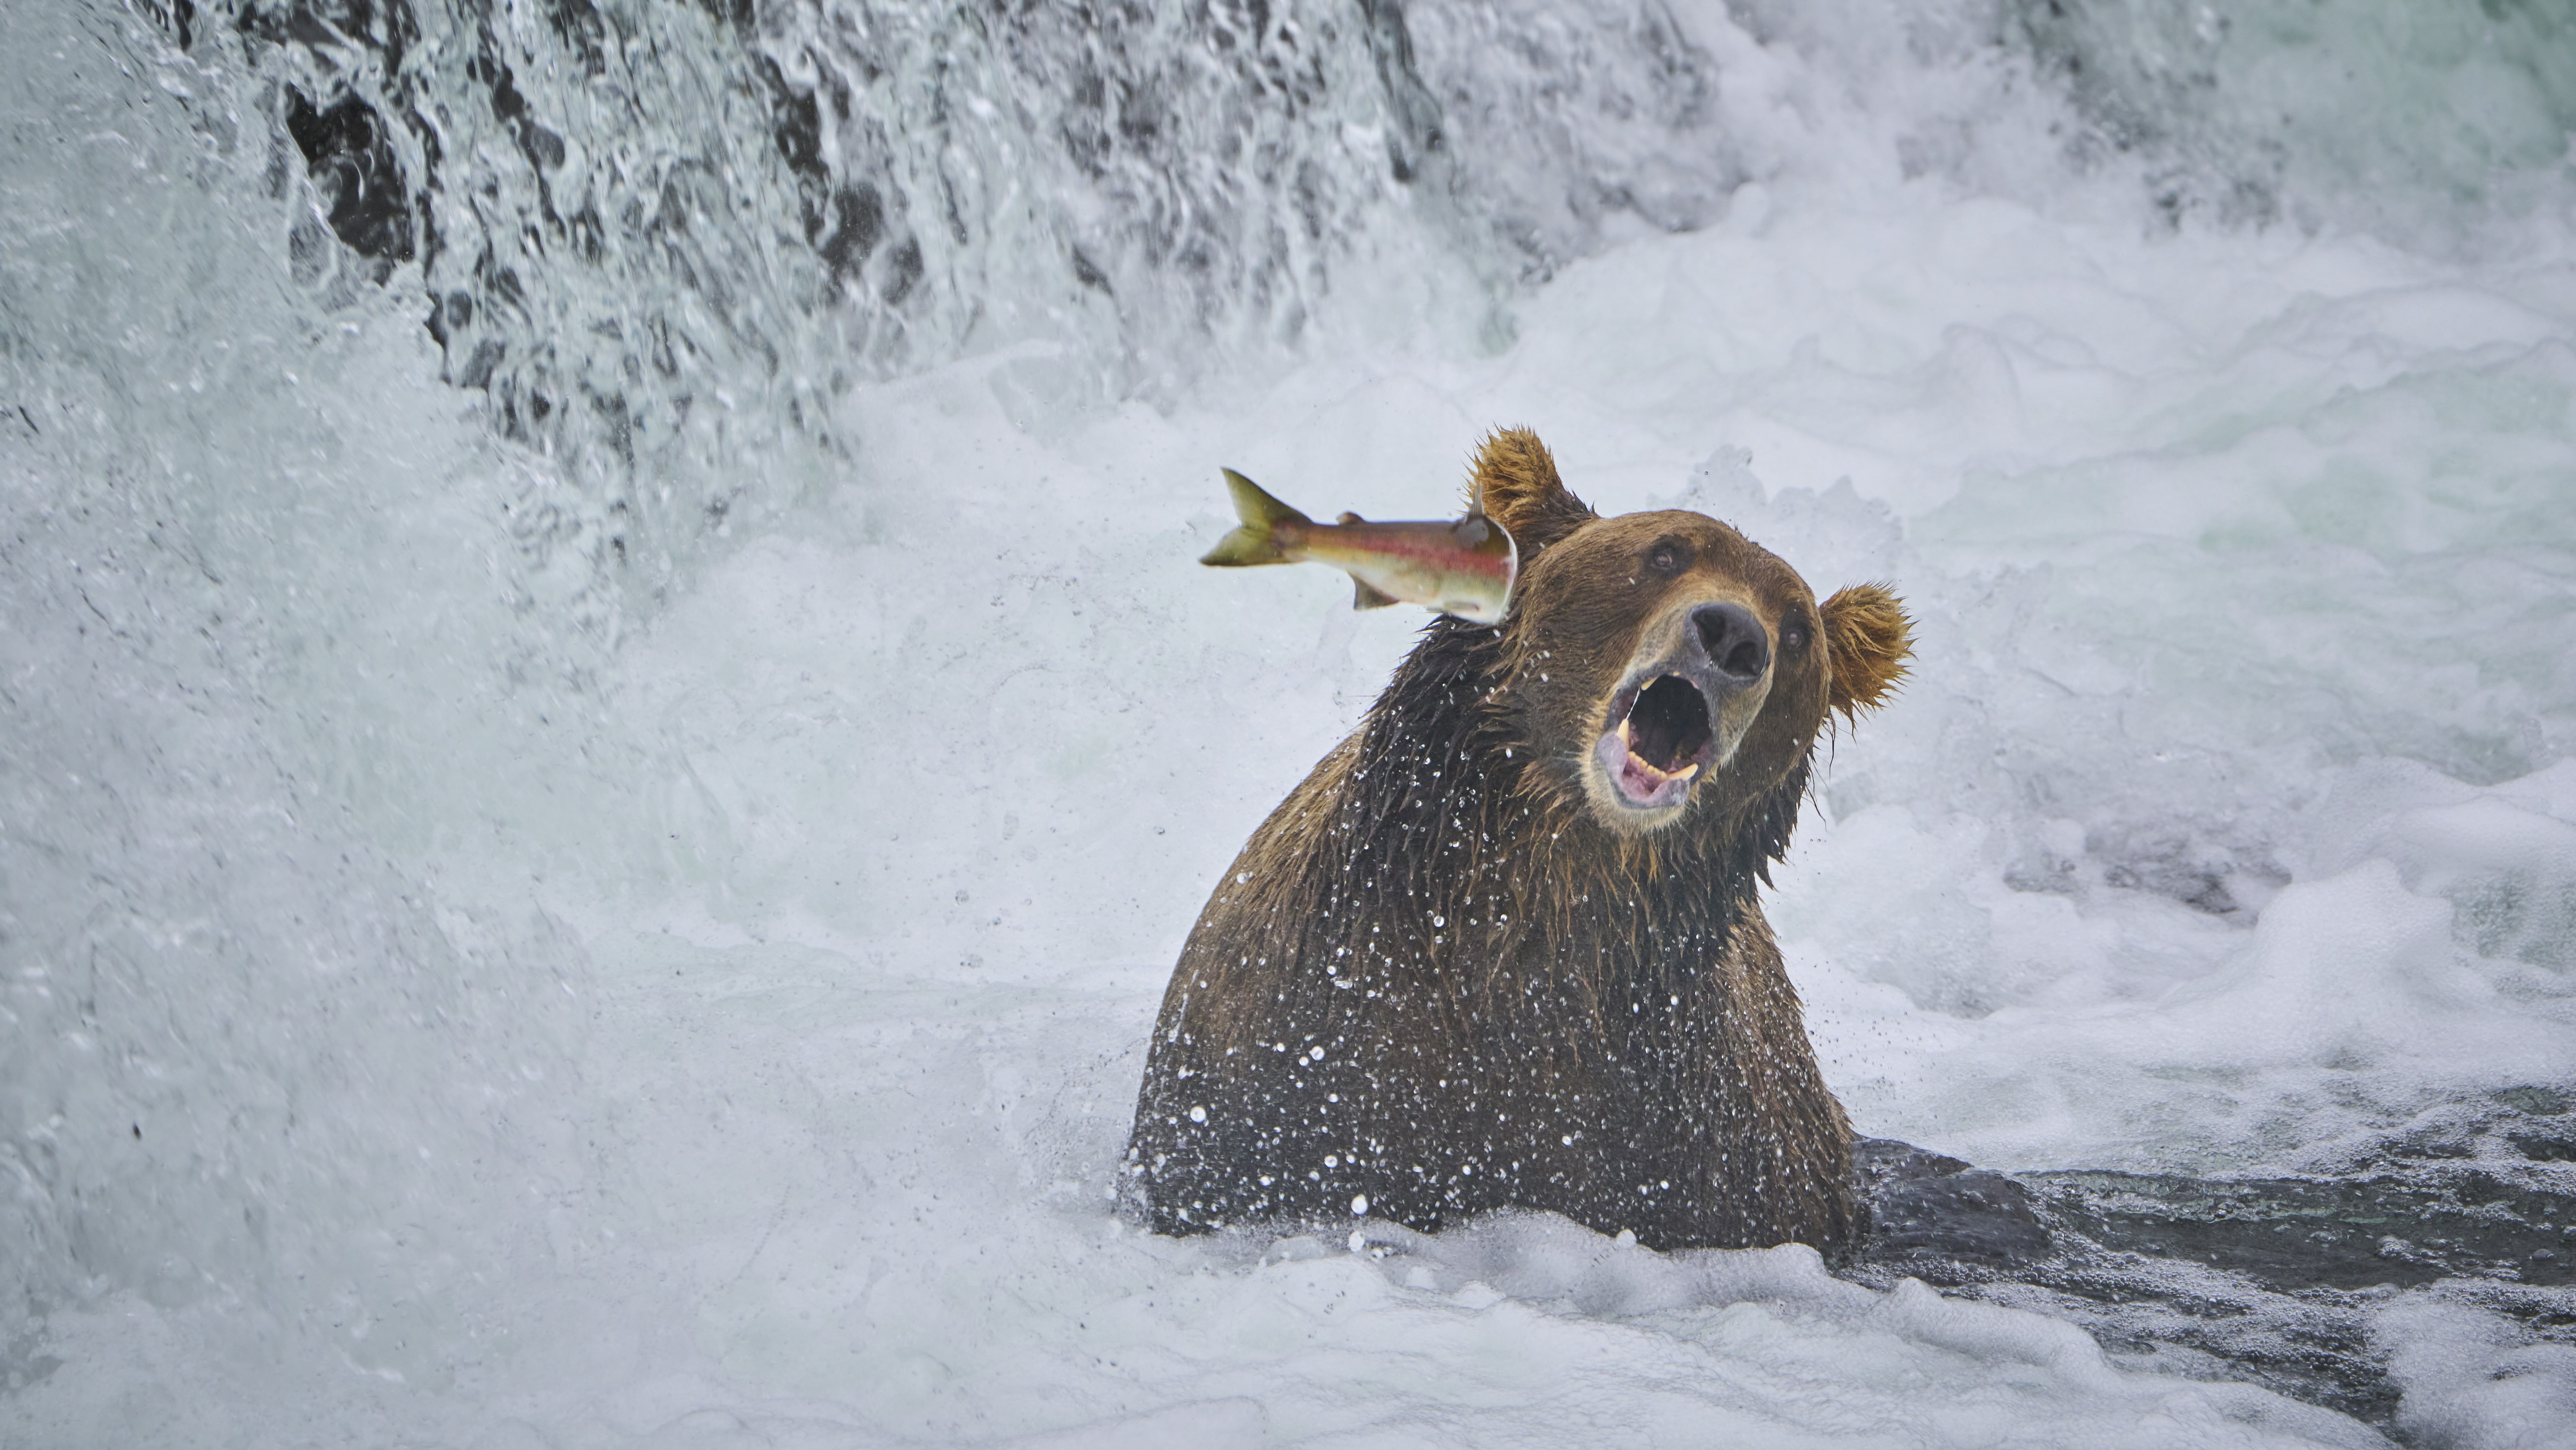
left=284, top=88, right=414, bottom=267
left=1854, top=1137, right=2050, bottom=1262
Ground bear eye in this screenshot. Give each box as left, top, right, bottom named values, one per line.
left=1780, top=616, right=1811, bottom=651
left=1644, top=539, right=1689, bottom=576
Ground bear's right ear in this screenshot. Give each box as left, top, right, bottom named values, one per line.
left=1470, top=427, right=1597, bottom=556
left=1820, top=583, right=1913, bottom=724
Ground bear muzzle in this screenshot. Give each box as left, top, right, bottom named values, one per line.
left=1591, top=599, right=1776, bottom=818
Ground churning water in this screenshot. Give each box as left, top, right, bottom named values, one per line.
left=6, top=1, right=2576, bottom=1445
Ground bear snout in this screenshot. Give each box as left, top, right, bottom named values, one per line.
left=1690, top=602, right=1770, bottom=683
left=1585, top=593, right=1784, bottom=823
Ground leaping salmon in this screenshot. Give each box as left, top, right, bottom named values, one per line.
left=1198, top=469, right=1519, bottom=624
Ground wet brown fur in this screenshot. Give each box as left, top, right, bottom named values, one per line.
left=1126, top=428, right=1913, bottom=1252
left=1822, top=583, right=1912, bottom=724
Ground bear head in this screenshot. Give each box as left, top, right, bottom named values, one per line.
left=1476, top=427, right=1912, bottom=841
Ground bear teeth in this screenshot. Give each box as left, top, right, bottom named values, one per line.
left=1615, top=717, right=1668, bottom=780
left=1623, top=753, right=1699, bottom=786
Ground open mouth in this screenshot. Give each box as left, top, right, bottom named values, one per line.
left=1592, top=674, right=1716, bottom=811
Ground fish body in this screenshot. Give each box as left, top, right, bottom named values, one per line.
left=1199, top=469, right=1519, bottom=623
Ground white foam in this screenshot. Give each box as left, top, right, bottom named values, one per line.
left=2379, top=1298, right=2576, bottom=1450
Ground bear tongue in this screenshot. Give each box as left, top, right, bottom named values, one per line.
left=1594, top=726, right=1699, bottom=809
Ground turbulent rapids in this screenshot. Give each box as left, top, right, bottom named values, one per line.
left=7, top=1, right=2576, bottom=1445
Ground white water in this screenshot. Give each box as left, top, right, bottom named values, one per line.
left=7, top=1, right=2576, bottom=1445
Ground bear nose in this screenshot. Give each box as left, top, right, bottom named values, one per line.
left=1692, top=602, right=1770, bottom=682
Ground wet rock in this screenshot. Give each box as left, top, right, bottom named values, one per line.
left=1853, top=1138, right=2051, bottom=1264
left=1838, top=1131, right=2576, bottom=1432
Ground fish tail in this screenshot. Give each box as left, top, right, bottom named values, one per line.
left=1199, top=468, right=1311, bottom=567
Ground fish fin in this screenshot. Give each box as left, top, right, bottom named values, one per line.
left=1199, top=468, right=1312, bottom=567
left=1336, top=511, right=1364, bottom=525
left=1352, top=578, right=1400, bottom=610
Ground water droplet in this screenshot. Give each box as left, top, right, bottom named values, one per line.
left=1188, top=1105, right=1207, bottom=1123
left=1352, top=1194, right=1370, bottom=1216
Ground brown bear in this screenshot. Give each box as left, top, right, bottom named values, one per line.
left=1124, top=428, right=1912, bottom=1253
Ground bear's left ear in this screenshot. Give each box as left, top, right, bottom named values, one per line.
left=1820, top=583, right=1913, bottom=723
left=1469, top=427, right=1597, bottom=556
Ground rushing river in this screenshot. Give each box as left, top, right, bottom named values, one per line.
left=6, top=2, right=2576, bottom=1445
